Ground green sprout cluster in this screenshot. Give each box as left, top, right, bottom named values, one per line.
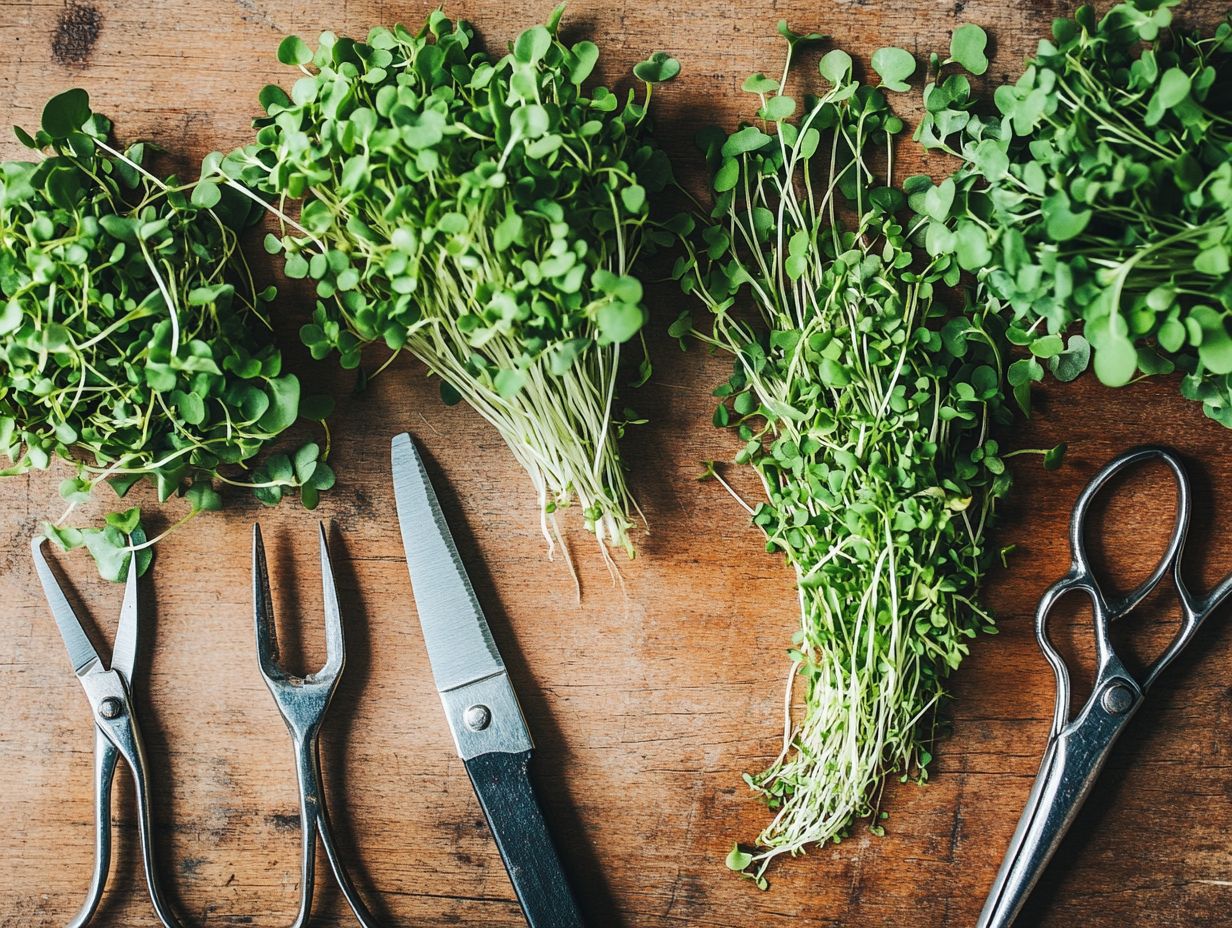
left=672, top=24, right=1048, bottom=882
left=221, top=7, right=679, bottom=565
left=916, top=0, right=1232, bottom=423
left=0, top=91, right=332, bottom=578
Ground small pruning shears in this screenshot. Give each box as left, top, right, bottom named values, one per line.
left=978, top=446, right=1232, bottom=927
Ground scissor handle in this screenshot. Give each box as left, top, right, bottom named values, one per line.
left=1065, top=446, right=1190, bottom=621
left=1035, top=446, right=1222, bottom=734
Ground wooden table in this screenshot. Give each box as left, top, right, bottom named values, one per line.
left=2, top=1, right=1230, bottom=925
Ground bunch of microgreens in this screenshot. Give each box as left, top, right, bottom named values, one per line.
left=0, top=90, right=333, bottom=579
left=914, top=0, right=1232, bottom=423
left=672, top=23, right=1059, bottom=884
left=219, top=7, right=679, bottom=569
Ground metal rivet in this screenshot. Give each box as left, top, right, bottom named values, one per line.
left=463, top=704, right=491, bottom=732
left=1101, top=683, right=1134, bottom=716
left=98, top=697, right=123, bottom=720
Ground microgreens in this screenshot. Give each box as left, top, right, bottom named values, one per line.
left=1, top=90, right=332, bottom=579
left=221, top=7, right=679, bottom=567
left=672, top=27, right=1028, bottom=880
left=915, top=0, right=1232, bottom=423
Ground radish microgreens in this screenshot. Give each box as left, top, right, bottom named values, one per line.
left=915, top=0, right=1232, bottom=423
left=672, top=27, right=1029, bottom=882
left=222, top=7, right=679, bottom=567
left=1, top=91, right=333, bottom=579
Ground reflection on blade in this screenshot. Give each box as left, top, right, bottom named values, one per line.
left=110, top=546, right=140, bottom=681
left=31, top=538, right=101, bottom=676
left=392, top=433, right=504, bottom=692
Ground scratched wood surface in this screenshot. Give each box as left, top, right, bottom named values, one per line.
left=2, top=1, right=1231, bottom=925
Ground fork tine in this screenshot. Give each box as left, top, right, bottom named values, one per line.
left=318, top=522, right=345, bottom=678
left=253, top=524, right=282, bottom=680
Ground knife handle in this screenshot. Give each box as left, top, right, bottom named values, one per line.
left=464, top=750, right=584, bottom=928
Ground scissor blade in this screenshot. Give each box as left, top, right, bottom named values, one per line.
left=31, top=538, right=102, bottom=676
left=391, top=433, right=504, bottom=692
left=977, top=689, right=1139, bottom=928
left=110, top=545, right=140, bottom=681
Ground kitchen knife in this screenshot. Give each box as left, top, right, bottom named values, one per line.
left=391, top=433, right=584, bottom=928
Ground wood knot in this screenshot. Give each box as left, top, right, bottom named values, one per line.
left=51, top=2, right=102, bottom=67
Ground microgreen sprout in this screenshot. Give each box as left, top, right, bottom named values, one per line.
left=1, top=90, right=333, bottom=579
left=672, top=28, right=1020, bottom=881
left=222, top=7, right=679, bottom=571
left=915, top=0, right=1232, bottom=424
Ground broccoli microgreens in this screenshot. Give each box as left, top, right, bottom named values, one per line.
left=672, top=26, right=1027, bottom=882
left=914, top=0, right=1232, bottom=423
left=1, top=90, right=333, bottom=579
left=220, top=7, right=679, bottom=573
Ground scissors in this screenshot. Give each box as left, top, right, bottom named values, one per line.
left=31, top=538, right=182, bottom=928
left=978, top=445, right=1232, bottom=927
left=391, top=433, right=584, bottom=928
left=253, top=522, right=380, bottom=928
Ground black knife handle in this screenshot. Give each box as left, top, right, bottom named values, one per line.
left=464, top=750, right=584, bottom=928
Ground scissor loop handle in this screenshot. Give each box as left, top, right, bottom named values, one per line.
left=1066, top=446, right=1191, bottom=622
left=1035, top=446, right=1228, bottom=734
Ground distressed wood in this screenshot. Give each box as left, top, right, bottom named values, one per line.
left=1, top=1, right=1230, bottom=926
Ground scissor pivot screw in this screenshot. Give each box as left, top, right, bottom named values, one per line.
left=1101, top=683, right=1134, bottom=716
left=98, top=697, right=124, bottom=720
left=463, top=704, right=492, bottom=732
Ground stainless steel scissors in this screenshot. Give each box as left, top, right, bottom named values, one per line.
left=253, top=522, right=380, bottom=928
left=31, top=538, right=182, bottom=928
left=978, top=445, right=1232, bottom=928
left=391, top=433, right=584, bottom=928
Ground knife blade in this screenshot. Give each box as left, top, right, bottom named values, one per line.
left=391, top=433, right=584, bottom=928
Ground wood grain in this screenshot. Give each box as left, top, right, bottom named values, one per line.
left=1, top=1, right=1231, bottom=926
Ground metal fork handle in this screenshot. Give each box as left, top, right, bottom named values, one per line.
left=287, top=728, right=381, bottom=928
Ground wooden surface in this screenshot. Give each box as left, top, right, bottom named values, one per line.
left=1, top=1, right=1230, bottom=926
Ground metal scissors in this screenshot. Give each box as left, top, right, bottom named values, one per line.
left=978, top=445, right=1232, bottom=928
left=391, top=433, right=584, bottom=928
left=253, top=522, right=380, bottom=928
left=31, top=538, right=182, bottom=928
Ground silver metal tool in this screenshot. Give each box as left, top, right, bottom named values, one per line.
left=31, top=538, right=182, bottom=928
left=392, top=433, right=584, bottom=928
left=252, top=522, right=380, bottom=928
left=978, top=446, right=1232, bottom=928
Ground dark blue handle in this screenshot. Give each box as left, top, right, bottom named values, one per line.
left=464, top=750, right=584, bottom=928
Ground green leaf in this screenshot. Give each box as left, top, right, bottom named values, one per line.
left=494, top=368, right=527, bottom=398
left=776, top=21, right=826, bottom=50
left=190, top=180, right=222, bottom=209
left=633, top=51, right=681, bottom=84
left=742, top=73, right=780, bottom=94
left=871, top=48, right=916, bottom=92
left=922, top=179, right=955, bottom=222
left=1195, top=244, right=1230, bottom=276
left=596, top=302, right=645, bottom=344
left=41, top=88, right=91, bottom=140
left=1048, top=335, right=1091, bottom=382
left=725, top=843, right=753, bottom=872
left=1156, top=68, right=1191, bottom=107
left=1092, top=333, right=1139, bottom=386
left=948, top=24, right=989, bottom=75
left=570, top=41, right=600, bottom=86
left=277, top=35, right=313, bottom=66
left=818, top=50, right=853, bottom=84
left=257, top=374, right=301, bottom=434
left=514, top=25, right=552, bottom=65
left=104, top=507, right=142, bottom=533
